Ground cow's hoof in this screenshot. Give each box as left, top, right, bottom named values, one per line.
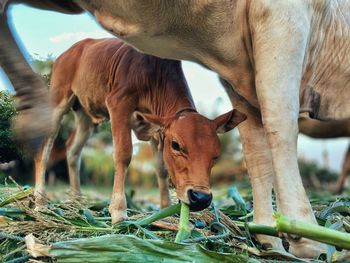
left=256, top=234, right=285, bottom=251
left=288, top=238, right=326, bottom=258
left=110, top=210, right=128, bottom=224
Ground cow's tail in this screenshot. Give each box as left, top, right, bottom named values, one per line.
left=0, top=1, right=52, bottom=155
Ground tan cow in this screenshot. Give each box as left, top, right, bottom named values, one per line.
left=2, top=0, right=350, bottom=258
left=223, top=79, right=350, bottom=193
left=34, top=38, right=246, bottom=223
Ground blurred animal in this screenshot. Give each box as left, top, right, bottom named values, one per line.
left=0, top=0, right=84, bottom=153
left=34, top=38, right=246, bottom=224
left=298, top=118, right=350, bottom=194
left=2, top=0, right=350, bottom=257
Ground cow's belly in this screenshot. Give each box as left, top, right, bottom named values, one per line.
left=303, top=1, right=350, bottom=120
left=308, top=76, right=350, bottom=120
left=302, top=58, right=350, bottom=120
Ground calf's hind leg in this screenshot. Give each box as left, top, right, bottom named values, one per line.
left=150, top=137, right=171, bottom=208
left=66, top=108, right=93, bottom=198
left=34, top=102, right=70, bottom=206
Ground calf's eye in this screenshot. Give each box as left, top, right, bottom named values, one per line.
left=171, top=140, right=181, bottom=151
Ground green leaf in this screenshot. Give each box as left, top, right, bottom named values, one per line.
left=227, top=186, right=247, bottom=213
left=319, top=201, right=350, bottom=219
left=49, top=234, right=250, bottom=263
left=220, top=206, right=247, bottom=218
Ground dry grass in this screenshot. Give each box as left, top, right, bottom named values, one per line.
left=1, top=182, right=350, bottom=262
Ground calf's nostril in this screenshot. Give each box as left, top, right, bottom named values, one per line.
left=188, top=189, right=212, bottom=211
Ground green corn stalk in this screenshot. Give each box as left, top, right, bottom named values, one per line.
left=129, top=202, right=190, bottom=242
left=275, top=214, right=350, bottom=250
left=231, top=220, right=278, bottom=237
left=134, top=203, right=181, bottom=226
left=246, top=222, right=278, bottom=237
left=0, top=187, right=33, bottom=207
left=175, top=202, right=191, bottom=242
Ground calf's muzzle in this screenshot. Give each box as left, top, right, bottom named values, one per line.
left=188, top=189, right=212, bottom=211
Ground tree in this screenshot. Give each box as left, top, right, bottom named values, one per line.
left=0, top=91, right=22, bottom=163
left=31, top=54, right=55, bottom=86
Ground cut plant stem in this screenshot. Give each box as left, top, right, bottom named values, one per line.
left=231, top=221, right=278, bottom=237
left=135, top=203, right=181, bottom=226
left=175, top=202, right=191, bottom=242
left=246, top=223, right=278, bottom=237
left=275, top=213, right=350, bottom=250
left=0, top=187, right=33, bottom=207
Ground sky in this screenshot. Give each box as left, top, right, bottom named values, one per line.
left=0, top=4, right=348, bottom=172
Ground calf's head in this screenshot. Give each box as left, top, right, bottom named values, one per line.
left=131, top=108, right=246, bottom=211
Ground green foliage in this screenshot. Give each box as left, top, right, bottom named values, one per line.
left=31, top=54, right=55, bottom=86
left=299, top=159, right=338, bottom=183
left=0, top=91, right=22, bottom=163
left=95, top=122, right=112, bottom=145
left=82, top=149, right=115, bottom=186
left=1, top=182, right=350, bottom=262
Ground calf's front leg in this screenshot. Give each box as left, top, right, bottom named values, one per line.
left=251, top=6, right=326, bottom=257
left=106, top=94, right=136, bottom=224
left=66, top=109, right=93, bottom=198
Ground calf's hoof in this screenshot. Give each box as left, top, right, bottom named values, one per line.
left=34, top=191, right=47, bottom=207
left=33, top=198, right=47, bottom=212
left=288, top=237, right=326, bottom=258
left=109, top=194, right=127, bottom=224
left=110, top=210, right=128, bottom=224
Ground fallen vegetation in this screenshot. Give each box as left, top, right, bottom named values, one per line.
left=1, top=181, right=350, bottom=262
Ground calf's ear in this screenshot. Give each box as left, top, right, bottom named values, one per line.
left=214, top=109, right=247, bottom=134
left=130, top=111, right=165, bottom=141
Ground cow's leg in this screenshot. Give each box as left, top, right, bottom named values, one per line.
left=251, top=7, right=326, bottom=257
left=227, top=91, right=284, bottom=251
left=106, top=94, right=137, bottom=224
left=66, top=109, right=93, bottom=197
left=34, top=105, right=69, bottom=206
left=334, top=144, right=350, bottom=194
left=150, top=137, right=171, bottom=208
left=0, top=11, right=51, bottom=154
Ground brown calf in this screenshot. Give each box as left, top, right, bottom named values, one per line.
left=34, top=38, right=246, bottom=223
